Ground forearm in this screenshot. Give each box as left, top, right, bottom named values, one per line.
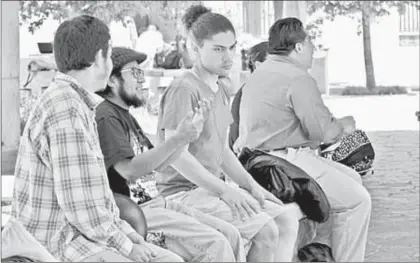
left=155, top=146, right=184, bottom=172
left=130, top=133, right=187, bottom=178
left=171, top=148, right=229, bottom=196
left=220, top=147, right=256, bottom=191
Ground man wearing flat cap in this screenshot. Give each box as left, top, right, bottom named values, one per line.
left=95, top=47, right=245, bottom=262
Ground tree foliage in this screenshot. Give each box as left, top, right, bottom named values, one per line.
left=20, top=1, right=139, bottom=33
left=19, top=0, right=198, bottom=36
left=307, top=1, right=420, bottom=35
left=307, top=1, right=419, bottom=89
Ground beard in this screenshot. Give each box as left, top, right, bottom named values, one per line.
left=118, top=79, right=146, bottom=108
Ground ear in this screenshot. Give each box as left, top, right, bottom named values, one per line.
left=107, top=75, right=119, bottom=89
left=294, top=43, right=303, bottom=53
left=93, top=49, right=104, bottom=67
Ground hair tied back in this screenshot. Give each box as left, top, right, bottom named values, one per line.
left=183, top=5, right=211, bottom=31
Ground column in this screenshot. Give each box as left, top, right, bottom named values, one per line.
left=243, top=1, right=262, bottom=36
left=282, top=1, right=309, bottom=24
left=1, top=1, right=20, bottom=175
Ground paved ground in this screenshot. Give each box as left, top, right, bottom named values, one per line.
left=324, top=94, right=419, bottom=262
left=2, top=93, right=419, bottom=261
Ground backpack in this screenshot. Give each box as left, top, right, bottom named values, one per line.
left=155, top=50, right=182, bottom=69
left=320, top=130, right=375, bottom=176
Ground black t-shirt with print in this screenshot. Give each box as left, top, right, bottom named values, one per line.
left=96, top=99, right=153, bottom=197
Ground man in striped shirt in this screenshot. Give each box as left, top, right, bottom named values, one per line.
left=11, top=15, right=182, bottom=262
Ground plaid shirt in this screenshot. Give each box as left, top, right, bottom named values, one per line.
left=11, top=72, right=141, bottom=261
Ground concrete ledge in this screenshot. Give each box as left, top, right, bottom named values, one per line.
left=1, top=148, right=18, bottom=175
left=2, top=175, right=14, bottom=202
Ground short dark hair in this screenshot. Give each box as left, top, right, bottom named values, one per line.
left=183, top=5, right=235, bottom=46
left=268, top=17, right=307, bottom=56
left=54, top=15, right=110, bottom=73
left=248, top=41, right=268, bottom=72
left=96, top=66, right=123, bottom=98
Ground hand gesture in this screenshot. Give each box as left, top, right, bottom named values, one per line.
left=219, top=187, right=261, bottom=221
left=176, top=111, right=201, bottom=143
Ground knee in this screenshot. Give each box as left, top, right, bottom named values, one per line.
left=211, top=233, right=237, bottom=261
left=219, top=224, right=242, bottom=247
left=358, top=186, right=372, bottom=212
left=253, top=219, right=279, bottom=245
left=274, top=207, right=300, bottom=237
left=343, top=184, right=372, bottom=216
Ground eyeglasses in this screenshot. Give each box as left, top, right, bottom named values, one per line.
left=120, top=67, right=144, bottom=81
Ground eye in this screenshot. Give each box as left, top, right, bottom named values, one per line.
left=214, top=47, right=223, bottom=53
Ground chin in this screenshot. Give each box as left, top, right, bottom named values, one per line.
left=218, top=69, right=231, bottom=78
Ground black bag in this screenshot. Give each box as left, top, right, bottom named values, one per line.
left=155, top=50, right=182, bottom=69
left=320, top=129, right=375, bottom=176
left=238, top=148, right=331, bottom=223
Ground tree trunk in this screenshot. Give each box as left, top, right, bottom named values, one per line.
left=273, top=1, right=284, bottom=21
left=361, top=3, right=376, bottom=90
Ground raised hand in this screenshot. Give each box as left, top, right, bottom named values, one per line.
left=176, top=111, right=202, bottom=143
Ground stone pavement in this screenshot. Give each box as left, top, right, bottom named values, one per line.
left=362, top=131, right=419, bottom=262
left=324, top=94, right=419, bottom=262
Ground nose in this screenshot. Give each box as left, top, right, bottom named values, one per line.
left=223, top=53, right=234, bottom=65
left=137, top=76, right=145, bottom=84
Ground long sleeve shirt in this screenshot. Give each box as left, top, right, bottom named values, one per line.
left=11, top=72, right=140, bottom=261
left=234, top=55, right=343, bottom=152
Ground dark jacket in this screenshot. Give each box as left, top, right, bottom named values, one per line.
left=229, top=86, right=243, bottom=150
left=238, top=148, right=331, bottom=223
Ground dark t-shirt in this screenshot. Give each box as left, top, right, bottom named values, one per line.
left=228, top=85, right=243, bottom=151
left=95, top=99, right=153, bottom=197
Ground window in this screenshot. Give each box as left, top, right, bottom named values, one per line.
left=399, top=3, right=420, bottom=46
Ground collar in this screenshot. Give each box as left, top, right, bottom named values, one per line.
left=54, top=72, right=102, bottom=110
left=266, top=54, right=308, bottom=71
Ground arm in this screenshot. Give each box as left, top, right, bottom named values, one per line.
left=165, top=130, right=229, bottom=196
left=220, top=144, right=257, bottom=191
left=289, top=76, right=344, bottom=144
left=49, top=124, right=133, bottom=258
left=96, top=116, right=188, bottom=181
left=220, top=144, right=283, bottom=207
left=114, top=134, right=187, bottom=181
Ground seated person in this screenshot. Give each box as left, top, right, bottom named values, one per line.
left=234, top=17, right=372, bottom=262
left=95, top=47, right=243, bottom=262
left=11, top=15, right=182, bottom=262
left=156, top=5, right=303, bottom=262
